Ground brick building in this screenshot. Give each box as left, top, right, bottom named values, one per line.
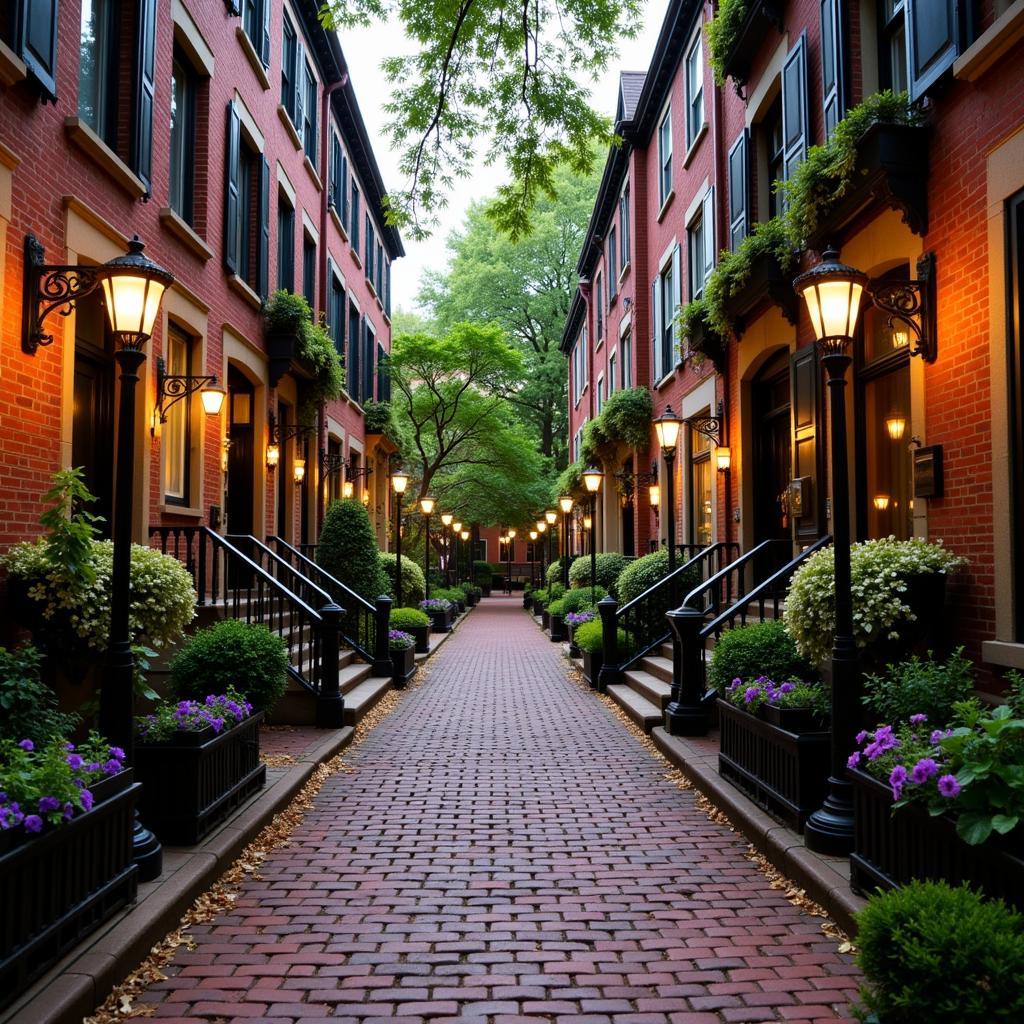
left=562, top=0, right=1024, bottom=672
left=0, top=0, right=402, bottom=570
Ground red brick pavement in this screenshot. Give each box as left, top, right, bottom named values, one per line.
left=138, top=596, right=860, bottom=1024
left=260, top=726, right=325, bottom=760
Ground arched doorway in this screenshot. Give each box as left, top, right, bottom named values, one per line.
left=752, top=349, right=792, bottom=544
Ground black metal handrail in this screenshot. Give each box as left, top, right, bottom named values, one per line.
left=227, top=534, right=335, bottom=613
left=150, top=524, right=209, bottom=604
left=681, top=539, right=792, bottom=617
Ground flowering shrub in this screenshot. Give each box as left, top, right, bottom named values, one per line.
left=420, top=598, right=453, bottom=613
left=565, top=610, right=596, bottom=627
left=725, top=676, right=829, bottom=719
left=388, top=629, right=416, bottom=651
left=784, top=537, right=966, bottom=665
left=862, top=647, right=974, bottom=726
left=3, top=538, right=196, bottom=657
left=0, top=733, right=123, bottom=835
left=707, top=620, right=811, bottom=695
left=136, top=690, right=253, bottom=743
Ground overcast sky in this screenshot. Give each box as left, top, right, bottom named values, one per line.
left=338, top=1, right=667, bottom=313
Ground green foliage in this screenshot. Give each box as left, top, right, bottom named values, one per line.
left=38, top=468, right=104, bottom=586
left=616, top=549, right=699, bottom=606
left=379, top=552, right=427, bottom=606
left=554, top=463, right=583, bottom=498
left=170, top=620, right=289, bottom=714
left=389, top=607, right=431, bottom=630
left=547, top=598, right=567, bottom=616
left=674, top=297, right=727, bottom=370
left=362, top=399, right=405, bottom=449
left=473, top=560, right=494, bottom=586
left=317, top=499, right=389, bottom=606
left=136, top=689, right=252, bottom=742
left=863, top=648, right=975, bottom=727
left=707, top=620, right=812, bottom=695
left=568, top=552, right=629, bottom=596
left=320, top=1, right=639, bottom=240
left=546, top=555, right=572, bottom=588
left=560, top=586, right=605, bottom=613
left=0, top=645, right=78, bottom=744
left=854, top=882, right=1024, bottom=1023
left=706, top=0, right=750, bottom=85
left=573, top=619, right=634, bottom=656
left=580, top=388, right=653, bottom=466
left=534, top=582, right=566, bottom=608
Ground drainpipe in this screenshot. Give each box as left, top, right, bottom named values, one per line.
left=579, top=279, right=593, bottom=421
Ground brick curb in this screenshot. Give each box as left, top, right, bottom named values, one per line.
left=650, top=726, right=867, bottom=935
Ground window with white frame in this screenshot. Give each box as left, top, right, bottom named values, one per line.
left=607, top=229, right=617, bottom=301
left=573, top=422, right=587, bottom=462
left=621, top=329, right=632, bottom=389
left=596, top=373, right=605, bottom=414
left=651, top=247, right=680, bottom=382
left=658, top=109, right=672, bottom=205
left=687, top=189, right=716, bottom=300
left=608, top=352, right=617, bottom=395
left=572, top=327, right=588, bottom=407
left=163, top=324, right=195, bottom=506
left=595, top=274, right=604, bottom=343
left=685, top=32, right=704, bottom=149
left=620, top=186, right=631, bottom=267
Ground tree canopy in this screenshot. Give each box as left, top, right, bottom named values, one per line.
left=320, top=0, right=640, bottom=239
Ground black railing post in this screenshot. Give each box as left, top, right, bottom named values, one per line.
left=372, top=594, right=394, bottom=677
left=197, top=528, right=207, bottom=606
left=664, top=605, right=710, bottom=735
left=597, top=595, right=620, bottom=692
left=316, top=601, right=346, bottom=727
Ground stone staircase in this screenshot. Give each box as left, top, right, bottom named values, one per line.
left=605, top=640, right=674, bottom=732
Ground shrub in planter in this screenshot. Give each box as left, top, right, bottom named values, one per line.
left=318, top=499, right=389, bottom=606
left=170, top=620, right=289, bottom=714
left=0, top=645, right=78, bottom=744
left=574, top=618, right=634, bottom=687
left=616, top=549, right=698, bottom=606
left=707, top=620, right=812, bottom=695
left=379, top=551, right=426, bottom=607
left=560, top=587, right=606, bottom=614
left=724, top=676, right=829, bottom=730
left=546, top=555, right=572, bottom=589
left=473, top=560, right=494, bottom=588
left=785, top=537, right=966, bottom=667
left=862, top=647, right=974, bottom=728
left=389, top=630, right=417, bottom=685
left=569, top=552, right=629, bottom=596
left=390, top=607, right=431, bottom=653
left=854, top=881, right=1024, bottom=1024
left=420, top=597, right=454, bottom=631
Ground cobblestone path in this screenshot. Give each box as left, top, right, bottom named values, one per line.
left=142, top=596, right=860, bottom=1024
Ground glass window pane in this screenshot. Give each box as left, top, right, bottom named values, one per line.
left=691, top=455, right=712, bottom=545
left=79, top=0, right=112, bottom=142
left=864, top=367, right=912, bottom=540
left=163, top=331, right=189, bottom=501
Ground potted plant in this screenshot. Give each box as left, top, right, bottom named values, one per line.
left=565, top=609, right=596, bottom=657
left=420, top=597, right=454, bottom=633
left=133, top=690, right=265, bottom=844
left=389, top=630, right=417, bottom=687
left=473, top=561, right=494, bottom=597
left=390, top=607, right=431, bottom=654
left=264, top=291, right=344, bottom=406
left=547, top=598, right=567, bottom=642
left=574, top=619, right=633, bottom=691
left=853, top=881, right=1024, bottom=1023
left=0, top=735, right=138, bottom=1007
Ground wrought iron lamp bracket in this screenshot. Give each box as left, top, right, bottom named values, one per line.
left=345, top=458, right=374, bottom=480
left=869, top=251, right=937, bottom=363
left=268, top=411, right=315, bottom=445
left=23, top=234, right=104, bottom=354
left=685, top=401, right=724, bottom=447
left=153, top=357, right=219, bottom=432
left=319, top=450, right=346, bottom=474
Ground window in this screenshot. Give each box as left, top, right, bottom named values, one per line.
left=329, top=133, right=347, bottom=225
left=607, top=228, right=618, bottom=301
left=303, top=234, right=316, bottom=312
left=651, top=249, right=680, bottom=382
left=365, top=216, right=375, bottom=283
left=685, top=33, right=704, bottom=148
left=385, top=261, right=392, bottom=317
left=363, top=321, right=375, bottom=402
left=905, top=0, right=964, bottom=99
left=880, top=0, right=909, bottom=93
left=327, top=437, right=343, bottom=504
left=376, top=240, right=384, bottom=296
left=79, top=0, right=118, bottom=147
left=351, top=183, right=361, bottom=252
left=608, top=352, right=617, bottom=395
left=620, top=187, right=631, bottom=268
left=821, top=0, right=846, bottom=138
left=163, top=325, right=194, bottom=505
left=658, top=109, right=672, bottom=205
left=596, top=374, right=605, bottom=414
left=348, top=302, right=361, bottom=398
left=242, top=0, right=270, bottom=68
left=689, top=423, right=713, bottom=546
left=302, top=63, right=318, bottom=165
left=595, top=274, right=604, bottom=343
left=621, top=330, right=632, bottom=390
left=281, top=14, right=297, bottom=116
left=13, top=0, right=60, bottom=98
left=277, top=193, right=295, bottom=292
left=169, top=53, right=197, bottom=223
left=781, top=34, right=809, bottom=187
left=688, top=190, right=715, bottom=300
left=1008, top=189, right=1024, bottom=638
left=573, top=422, right=587, bottom=463
left=329, top=266, right=345, bottom=357
left=728, top=131, right=749, bottom=251
left=377, top=341, right=391, bottom=401
left=224, top=100, right=270, bottom=297
left=764, top=95, right=784, bottom=219
left=572, top=328, right=588, bottom=407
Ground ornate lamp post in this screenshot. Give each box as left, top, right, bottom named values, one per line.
left=794, top=247, right=870, bottom=856
left=558, top=496, right=573, bottom=589
left=536, top=519, right=547, bottom=585
left=582, top=468, right=604, bottom=605
left=460, top=529, right=470, bottom=582
left=529, top=529, right=539, bottom=588
left=545, top=510, right=557, bottom=578
left=441, top=512, right=453, bottom=583
left=653, top=406, right=684, bottom=602
left=452, top=521, right=463, bottom=583
left=419, top=496, right=435, bottom=598
left=506, top=527, right=516, bottom=594
left=391, top=469, right=409, bottom=607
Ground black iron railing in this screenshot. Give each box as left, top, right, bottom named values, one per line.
left=150, top=524, right=209, bottom=603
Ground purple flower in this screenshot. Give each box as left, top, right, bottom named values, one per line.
left=18, top=739, right=34, bottom=752
left=911, top=758, right=939, bottom=784
left=103, top=759, right=122, bottom=776
left=938, top=774, right=961, bottom=798
left=855, top=730, right=868, bottom=744
left=909, top=713, right=928, bottom=725
left=24, top=815, right=43, bottom=833
left=743, top=686, right=761, bottom=704
left=847, top=751, right=861, bottom=769
left=87, top=762, right=101, bottom=773
left=62, top=803, right=74, bottom=822
left=38, top=796, right=61, bottom=814
left=66, top=753, right=84, bottom=770
left=779, top=682, right=796, bottom=694
left=889, top=764, right=908, bottom=800
left=80, top=789, right=94, bottom=811
left=930, top=729, right=945, bottom=745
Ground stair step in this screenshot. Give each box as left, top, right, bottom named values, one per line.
left=606, top=683, right=663, bottom=734
left=342, top=676, right=394, bottom=726
left=639, top=655, right=673, bottom=684
left=624, top=669, right=672, bottom=709
left=659, top=642, right=674, bottom=660
left=340, top=661, right=373, bottom=694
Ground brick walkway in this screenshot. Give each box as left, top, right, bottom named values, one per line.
left=140, top=596, right=859, bottom=1024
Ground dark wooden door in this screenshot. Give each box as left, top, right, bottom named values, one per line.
left=753, top=353, right=792, bottom=545
left=72, top=350, right=114, bottom=538
left=226, top=367, right=254, bottom=537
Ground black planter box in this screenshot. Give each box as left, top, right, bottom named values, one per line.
left=522, top=592, right=534, bottom=609
left=466, top=592, right=478, bottom=607
left=549, top=613, right=566, bottom=642
left=428, top=606, right=453, bottom=632
left=582, top=649, right=603, bottom=689
left=404, top=623, right=430, bottom=653
left=541, top=609, right=550, bottom=630
left=0, top=770, right=139, bottom=1008
left=532, top=597, right=545, bottom=617
left=725, top=251, right=799, bottom=335
left=761, top=704, right=828, bottom=732
left=455, top=599, right=466, bottom=614
left=721, top=0, right=785, bottom=89
left=134, top=713, right=266, bottom=845
left=391, top=645, right=416, bottom=686
left=850, top=768, right=1024, bottom=910
left=718, top=699, right=831, bottom=831
left=567, top=623, right=582, bottom=658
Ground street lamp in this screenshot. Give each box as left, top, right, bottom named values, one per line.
left=460, top=529, right=470, bottom=582
left=452, top=521, right=462, bottom=583
left=582, top=468, right=603, bottom=606
left=420, top=496, right=435, bottom=598
left=653, top=405, right=684, bottom=600
left=529, top=529, right=539, bottom=588
left=440, top=512, right=453, bottom=583
left=391, top=469, right=409, bottom=607
left=794, top=246, right=869, bottom=857
left=507, top=527, right=516, bottom=594
left=558, top=496, right=573, bottom=589
left=536, top=519, right=547, bottom=585
left=545, top=510, right=557, bottom=579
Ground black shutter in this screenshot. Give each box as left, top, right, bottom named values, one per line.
left=224, top=101, right=241, bottom=274
left=17, top=0, right=60, bottom=99
left=224, top=0, right=241, bottom=14
left=728, top=130, right=749, bottom=251
left=790, top=343, right=824, bottom=542
left=294, top=42, right=305, bottom=137
left=132, top=0, right=157, bottom=192
left=906, top=0, right=961, bottom=100
left=348, top=311, right=360, bottom=400
left=781, top=32, right=809, bottom=186
left=260, top=0, right=271, bottom=67
left=341, top=156, right=349, bottom=232
left=257, top=155, right=270, bottom=299
left=820, top=0, right=846, bottom=138
left=377, top=342, right=390, bottom=402
left=363, top=322, right=374, bottom=401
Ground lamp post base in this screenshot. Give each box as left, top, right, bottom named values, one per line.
left=664, top=700, right=710, bottom=736
left=803, top=776, right=855, bottom=856
left=133, top=815, right=163, bottom=882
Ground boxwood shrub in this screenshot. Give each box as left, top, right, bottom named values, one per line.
left=569, top=552, right=630, bottom=596
left=318, top=499, right=389, bottom=605
left=560, top=587, right=606, bottom=613
left=389, top=607, right=430, bottom=630
left=546, top=555, right=573, bottom=588
left=379, top=552, right=426, bottom=606
left=473, top=560, right=494, bottom=586
left=573, top=618, right=634, bottom=656
left=616, top=549, right=700, bottom=606
left=707, top=620, right=812, bottom=695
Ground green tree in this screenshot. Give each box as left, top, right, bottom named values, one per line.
left=419, top=158, right=602, bottom=467
left=320, top=0, right=640, bottom=239
left=317, top=499, right=389, bottom=604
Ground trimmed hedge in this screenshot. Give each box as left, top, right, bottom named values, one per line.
left=379, top=552, right=426, bottom=606
left=573, top=618, right=634, bottom=656
left=389, top=607, right=431, bottom=630
left=569, top=552, right=630, bottom=596
left=616, top=549, right=700, bottom=606
left=318, top=499, right=389, bottom=606
left=707, top=620, right=812, bottom=695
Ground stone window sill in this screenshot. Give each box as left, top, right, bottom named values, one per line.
left=657, top=189, right=675, bottom=223
left=954, top=0, right=1024, bottom=81
left=228, top=274, right=263, bottom=310
left=304, top=155, right=323, bottom=192
left=329, top=206, right=348, bottom=241
left=157, top=504, right=204, bottom=519
left=0, top=39, right=26, bottom=88
left=683, top=122, right=708, bottom=169
left=236, top=27, right=270, bottom=91
left=159, top=207, right=213, bottom=262
left=277, top=104, right=302, bottom=150
left=64, top=117, right=146, bottom=199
